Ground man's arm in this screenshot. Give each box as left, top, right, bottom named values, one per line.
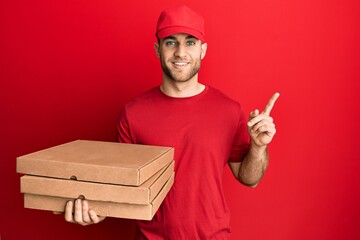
left=229, top=93, right=279, bottom=188
left=229, top=145, right=269, bottom=188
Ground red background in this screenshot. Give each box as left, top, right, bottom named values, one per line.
left=1, top=0, right=360, bottom=239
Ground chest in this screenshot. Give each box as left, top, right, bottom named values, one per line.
left=129, top=102, right=239, bottom=159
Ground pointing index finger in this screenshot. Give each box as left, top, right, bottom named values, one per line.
left=263, top=92, right=280, bottom=115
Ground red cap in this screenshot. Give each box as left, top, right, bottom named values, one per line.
left=156, top=5, right=205, bottom=42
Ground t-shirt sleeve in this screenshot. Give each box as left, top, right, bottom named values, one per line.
left=116, top=107, right=134, bottom=144
left=228, top=108, right=250, bottom=162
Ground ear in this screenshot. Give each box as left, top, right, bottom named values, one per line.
left=154, top=42, right=160, bottom=58
left=200, top=43, right=207, bottom=60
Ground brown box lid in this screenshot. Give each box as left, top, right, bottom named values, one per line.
left=21, top=161, right=174, bottom=205
left=23, top=173, right=174, bottom=221
left=17, top=140, right=174, bottom=186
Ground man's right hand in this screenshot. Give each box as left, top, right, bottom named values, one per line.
left=64, top=199, right=106, bottom=226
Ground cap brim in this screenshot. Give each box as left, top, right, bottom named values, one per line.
left=157, top=26, right=205, bottom=43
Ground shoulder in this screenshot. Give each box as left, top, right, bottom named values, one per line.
left=205, top=86, right=243, bottom=109
left=204, top=86, right=248, bottom=126
left=124, top=87, right=161, bottom=108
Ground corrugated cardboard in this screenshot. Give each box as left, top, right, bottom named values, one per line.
left=17, top=140, right=174, bottom=186
left=24, top=173, right=174, bottom=221
left=21, top=161, right=174, bottom=205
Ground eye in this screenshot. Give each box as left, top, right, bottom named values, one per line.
left=165, top=41, right=176, bottom=46
left=187, top=41, right=196, bottom=46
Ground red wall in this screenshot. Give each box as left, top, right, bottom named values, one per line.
left=1, top=0, right=360, bottom=239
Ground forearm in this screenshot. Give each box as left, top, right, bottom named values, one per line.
left=238, top=92, right=278, bottom=187
left=238, top=144, right=269, bottom=187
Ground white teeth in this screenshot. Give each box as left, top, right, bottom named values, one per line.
left=174, top=62, right=187, bottom=66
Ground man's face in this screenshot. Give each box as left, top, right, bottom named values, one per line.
left=155, top=34, right=207, bottom=82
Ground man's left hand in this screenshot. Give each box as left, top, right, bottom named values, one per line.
left=247, top=92, right=280, bottom=148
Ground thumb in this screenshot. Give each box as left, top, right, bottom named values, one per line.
left=248, top=109, right=260, bottom=127
left=250, top=109, right=259, bottom=119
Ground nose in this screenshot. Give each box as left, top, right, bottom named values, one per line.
left=174, top=44, right=186, bottom=58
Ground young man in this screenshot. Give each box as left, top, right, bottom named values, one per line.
left=64, top=5, right=279, bottom=239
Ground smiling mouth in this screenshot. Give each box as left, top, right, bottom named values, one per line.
left=172, top=62, right=189, bottom=68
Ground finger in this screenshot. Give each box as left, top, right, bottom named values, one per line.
left=248, top=114, right=273, bottom=128
left=248, top=109, right=259, bottom=127
left=250, top=120, right=275, bottom=133
left=251, top=109, right=259, bottom=118
left=89, top=210, right=100, bottom=224
left=82, top=200, right=91, bottom=223
left=249, top=109, right=259, bottom=119
left=254, top=124, right=276, bottom=136
left=263, top=92, right=280, bottom=115
left=74, top=199, right=83, bottom=223
left=64, top=201, right=75, bottom=223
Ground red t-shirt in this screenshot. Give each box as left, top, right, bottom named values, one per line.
left=117, top=86, right=250, bottom=239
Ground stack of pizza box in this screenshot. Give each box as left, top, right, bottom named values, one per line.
left=16, top=140, right=174, bottom=220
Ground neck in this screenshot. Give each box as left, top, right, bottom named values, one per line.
left=160, top=75, right=205, bottom=98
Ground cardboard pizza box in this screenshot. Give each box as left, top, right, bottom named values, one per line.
left=17, top=140, right=174, bottom=186
left=20, top=161, right=174, bottom=205
left=23, top=173, right=175, bottom=221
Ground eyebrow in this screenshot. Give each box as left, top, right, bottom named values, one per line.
left=186, top=35, right=197, bottom=39
left=164, top=35, right=197, bottom=40
left=164, top=36, right=176, bottom=40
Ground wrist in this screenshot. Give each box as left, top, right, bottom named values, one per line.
left=250, top=142, right=267, bottom=156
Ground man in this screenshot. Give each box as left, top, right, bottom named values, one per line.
left=64, top=5, right=279, bottom=239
